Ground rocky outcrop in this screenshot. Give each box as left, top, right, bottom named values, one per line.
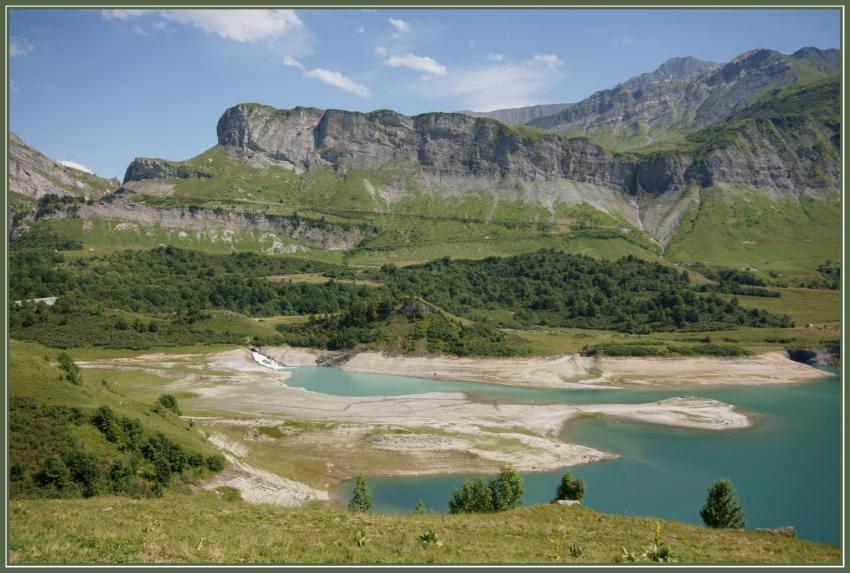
left=9, top=133, right=118, bottom=200
left=787, top=347, right=840, bottom=367
left=79, top=199, right=377, bottom=251
left=528, top=47, right=839, bottom=137
left=123, top=157, right=211, bottom=183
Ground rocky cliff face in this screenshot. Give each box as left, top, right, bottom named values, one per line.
left=214, top=103, right=637, bottom=190
left=10, top=133, right=118, bottom=200
left=123, top=157, right=211, bottom=183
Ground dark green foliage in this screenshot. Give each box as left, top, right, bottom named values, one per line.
left=554, top=473, right=585, bottom=502
left=156, top=394, right=182, bottom=416
left=56, top=352, right=81, bottom=385
left=374, top=251, right=792, bottom=333
left=448, top=466, right=525, bottom=514
left=817, top=259, right=840, bottom=289
left=348, top=475, right=373, bottom=512
left=35, top=195, right=80, bottom=219
left=583, top=342, right=750, bottom=357
left=205, top=455, right=226, bottom=472
left=108, top=458, right=139, bottom=494
left=64, top=450, right=101, bottom=497
left=12, top=226, right=83, bottom=252
left=9, top=244, right=380, bottom=349
left=700, top=479, right=746, bottom=529
left=490, top=465, right=525, bottom=511
left=449, top=479, right=494, bottom=514
left=278, top=300, right=522, bottom=356
left=34, top=456, right=70, bottom=490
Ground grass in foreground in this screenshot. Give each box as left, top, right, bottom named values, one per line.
left=9, top=494, right=839, bottom=564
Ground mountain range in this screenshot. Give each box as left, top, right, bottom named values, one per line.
left=9, top=46, right=841, bottom=283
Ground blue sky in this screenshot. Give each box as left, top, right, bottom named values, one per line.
left=9, top=8, right=841, bottom=179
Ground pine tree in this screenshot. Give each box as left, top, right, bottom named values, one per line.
left=700, top=479, right=746, bottom=529
left=412, top=498, right=427, bottom=515
left=348, top=475, right=373, bottom=512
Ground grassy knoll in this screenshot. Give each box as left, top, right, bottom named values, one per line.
left=9, top=495, right=839, bottom=564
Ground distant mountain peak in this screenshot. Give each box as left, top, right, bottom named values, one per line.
left=619, top=56, right=719, bottom=91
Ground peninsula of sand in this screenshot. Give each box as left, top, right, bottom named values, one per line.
left=79, top=346, right=831, bottom=507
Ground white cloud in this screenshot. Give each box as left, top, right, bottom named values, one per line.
left=283, top=56, right=305, bottom=70
left=388, top=18, right=409, bottom=33
left=374, top=46, right=387, bottom=57
left=153, top=21, right=168, bottom=31
left=385, top=53, right=446, bottom=76
left=488, top=52, right=504, bottom=61
left=58, top=160, right=93, bottom=175
left=10, top=37, right=32, bottom=58
left=303, top=68, right=370, bottom=98
left=533, top=53, right=562, bottom=68
left=401, top=56, right=563, bottom=111
left=160, top=9, right=302, bottom=43
left=133, top=26, right=150, bottom=37
left=100, top=9, right=148, bottom=21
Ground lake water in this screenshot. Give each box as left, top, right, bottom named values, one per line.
left=285, top=366, right=841, bottom=545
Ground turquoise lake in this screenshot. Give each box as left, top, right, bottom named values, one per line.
left=285, top=366, right=841, bottom=545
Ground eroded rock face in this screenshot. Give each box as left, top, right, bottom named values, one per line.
left=9, top=132, right=118, bottom=200
left=123, top=157, right=211, bottom=183
left=215, top=103, right=641, bottom=192
left=213, top=95, right=839, bottom=203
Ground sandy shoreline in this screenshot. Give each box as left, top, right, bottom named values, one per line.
left=326, top=349, right=831, bottom=389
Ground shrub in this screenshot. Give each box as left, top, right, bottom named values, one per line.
left=448, top=479, right=493, bottom=514
left=448, top=465, right=525, bottom=514
left=554, top=473, right=585, bottom=502
left=34, top=456, right=70, bottom=490
left=700, top=479, right=746, bottom=529
left=156, top=394, right=182, bottom=416
left=205, top=454, right=226, bottom=472
left=57, top=352, right=81, bottom=385
left=491, top=465, right=525, bottom=511
left=64, top=450, right=101, bottom=497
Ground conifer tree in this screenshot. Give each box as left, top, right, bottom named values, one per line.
left=700, top=479, right=746, bottom=529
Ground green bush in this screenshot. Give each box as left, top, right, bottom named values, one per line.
left=448, top=465, right=525, bottom=514
left=205, top=454, right=226, bottom=472
left=34, top=456, right=70, bottom=490
left=553, top=473, right=585, bottom=502
left=57, top=352, right=81, bottom=385
left=156, top=394, right=182, bottom=416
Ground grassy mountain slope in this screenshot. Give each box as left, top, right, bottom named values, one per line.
left=664, top=187, right=840, bottom=279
